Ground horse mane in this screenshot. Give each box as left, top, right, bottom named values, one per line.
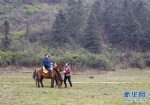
left=53, top=68, right=63, bottom=82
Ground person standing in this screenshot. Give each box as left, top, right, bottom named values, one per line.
left=43, top=54, right=53, bottom=78
left=63, top=63, right=73, bottom=89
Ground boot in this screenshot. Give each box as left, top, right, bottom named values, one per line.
left=49, top=70, right=54, bottom=79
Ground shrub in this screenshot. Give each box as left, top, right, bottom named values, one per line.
left=0, top=50, right=13, bottom=66
left=85, top=53, right=109, bottom=70
left=130, top=52, right=146, bottom=69
left=146, top=59, right=150, bottom=67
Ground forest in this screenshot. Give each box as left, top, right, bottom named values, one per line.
left=0, top=0, right=150, bottom=70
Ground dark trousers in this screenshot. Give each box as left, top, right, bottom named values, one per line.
left=46, top=67, right=53, bottom=77
left=64, top=76, right=72, bottom=87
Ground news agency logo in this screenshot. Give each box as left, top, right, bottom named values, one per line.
left=124, top=91, right=146, bottom=102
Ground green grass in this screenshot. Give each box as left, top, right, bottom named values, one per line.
left=0, top=69, right=150, bottom=105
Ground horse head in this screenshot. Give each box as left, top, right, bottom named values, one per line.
left=54, top=63, right=63, bottom=72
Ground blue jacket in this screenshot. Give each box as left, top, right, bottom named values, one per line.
left=43, top=58, right=51, bottom=68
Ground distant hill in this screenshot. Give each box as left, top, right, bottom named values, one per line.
left=0, top=0, right=149, bottom=69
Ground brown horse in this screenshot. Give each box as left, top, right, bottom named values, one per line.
left=32, top=65, right=63, bottom=88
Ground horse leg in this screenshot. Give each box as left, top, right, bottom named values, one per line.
left=57, top=79, right=60, bottom=88
left=57, top=79, right=62, bottom=88
left=36, top=71, right=40, bottom=87
left=37, top=79, right=40, bottom=87
left=50, top=78, right=54, bottom=88
left=41, top=77, right=44, bottom=87
left=55, top=78, right=58, bottom=87
left=38, top=75, right=42, bottom=88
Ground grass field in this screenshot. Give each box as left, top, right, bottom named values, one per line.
left=0, top=68, right=150, bottom=105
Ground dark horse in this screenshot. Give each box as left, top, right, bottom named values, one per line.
left=32, top=65, right=63, bottom=88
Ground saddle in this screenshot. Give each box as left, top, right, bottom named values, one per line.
left=43, top=66, right=48, bottom=73
left=43, top=65, right=53, bottom=73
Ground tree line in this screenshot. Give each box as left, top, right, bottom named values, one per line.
left=0, top=0, right=149, bottom=69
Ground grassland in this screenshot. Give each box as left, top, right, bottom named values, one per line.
left=0, top=68, right=150, bottom=105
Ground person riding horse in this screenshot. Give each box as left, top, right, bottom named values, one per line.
left=43, top=54, right=53, bottom=79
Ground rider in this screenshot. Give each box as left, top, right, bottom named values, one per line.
left=43, top=54, right=53, bottom=78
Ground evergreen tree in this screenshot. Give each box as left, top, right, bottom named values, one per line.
left=92, top=0, right=103, bottom=26
left=3, top=20, right=10, bottom=49
left=51, top=10, right=70, bottom=46
left=67, top=0, right=85, bottom=41
left=67, top=0, right=75, bottom=7
left=92, top=0, right=116, bottom=43
left=124, top=0, right=128, bottom=10
left=132, top=0, right=150, bottom=51
left=26, top=21, right=29, bottom=41
left=139, top=17, right=150, bottom=52
left=83, top=12, right=102, bottom=54
left=110, top=4, right=142, bottom=51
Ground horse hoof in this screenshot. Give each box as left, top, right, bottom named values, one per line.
left=50, top=86, right=54, bottom=88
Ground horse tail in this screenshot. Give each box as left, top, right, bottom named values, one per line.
left=32, top=69, right=37, bottom=80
